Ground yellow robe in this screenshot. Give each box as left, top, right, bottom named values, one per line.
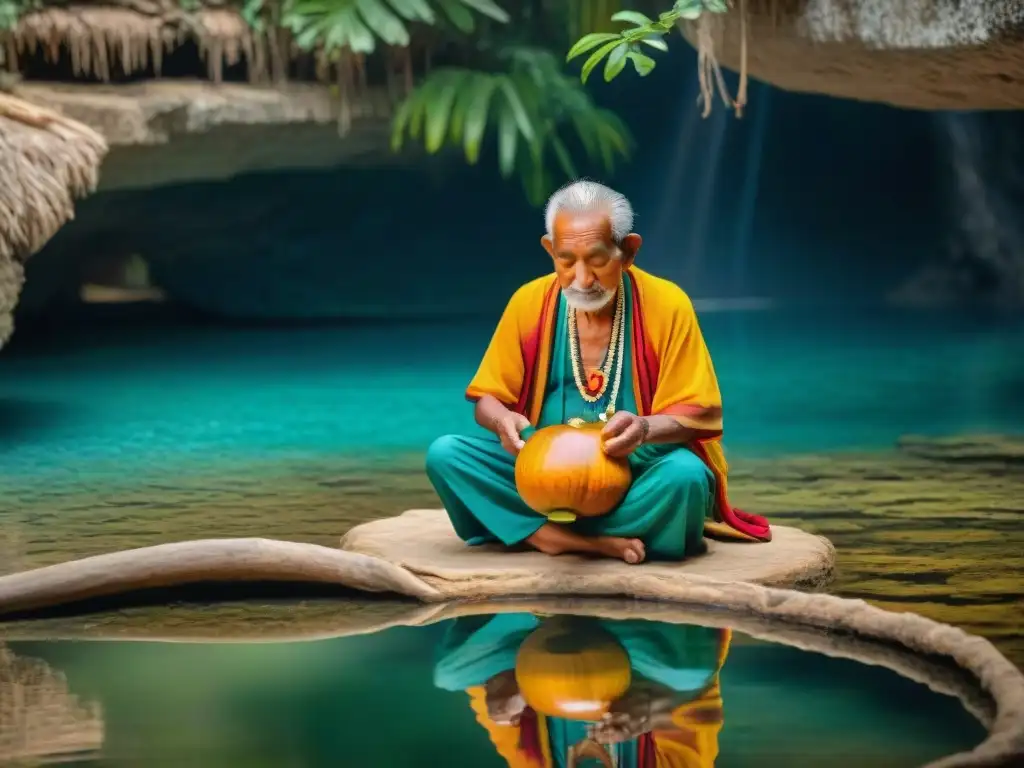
left=464, top=629, right=733, bottom=768
left=465, top=267, right=771, bottom=543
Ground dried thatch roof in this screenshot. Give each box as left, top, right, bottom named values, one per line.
left=683, top=0, right=1024, bottom=111
left=2, top=2, right=286, bottom=84
left=0, top=644, right=104, bottom=763
left=0, top=93, right=107, bottom=346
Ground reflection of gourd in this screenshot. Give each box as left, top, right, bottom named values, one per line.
left=514, top=422, right=631, bottom=524
left=514, top=617, right=631, bottom=722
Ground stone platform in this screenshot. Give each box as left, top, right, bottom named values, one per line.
left=339, top=509, right=837, bottom=600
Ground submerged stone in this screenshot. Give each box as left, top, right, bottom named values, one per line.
left=339, top=509, right=837, bottom=599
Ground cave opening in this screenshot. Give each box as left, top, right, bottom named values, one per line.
left=79, top=253, right=166, bottom=305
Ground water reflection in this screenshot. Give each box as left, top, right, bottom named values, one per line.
left=435, top=614, right=727, bottom=767
left=0, top=607, right=989, bottom=766
left=0, top=643, right=104, bottom=764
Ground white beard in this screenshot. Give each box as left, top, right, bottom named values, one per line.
left=563, top=285, right=615, bottom=313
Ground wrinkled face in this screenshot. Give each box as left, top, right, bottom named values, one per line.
left=541, top=210, right=641, bottom=313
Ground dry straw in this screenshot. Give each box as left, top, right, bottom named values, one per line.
left=0, top=93, right=107, bottom=345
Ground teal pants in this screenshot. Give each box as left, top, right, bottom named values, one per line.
left=425, top=434, right=712, bottom=561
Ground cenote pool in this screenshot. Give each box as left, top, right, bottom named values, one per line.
left=3, top=306, right=1024, bottom=478
left=1, top=305, right=1023, bottom=667
left=0, top=607, right=989, bottom=767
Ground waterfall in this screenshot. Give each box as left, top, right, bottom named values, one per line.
left=942, top=111, right=1024, bottom=308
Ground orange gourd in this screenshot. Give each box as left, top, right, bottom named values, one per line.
left=514, top=421, right=632, bottom=523
left=515, top=616, right=632, bottom=722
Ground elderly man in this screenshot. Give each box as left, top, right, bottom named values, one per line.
left=426, top=180, right=770, bottom=565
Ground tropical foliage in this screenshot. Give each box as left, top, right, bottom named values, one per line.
left=280, top=0, right=510, bottom=53
left=566, top=1, right=727, bottom=84
left=391, top=47, right=630, bottom=204
left=566, top=0, right=745, bottom=118
left=0, top=0, right=641, bottom=204
left=0, top=0, right=34, bottom=30
left=271, top=0, right=634, bottom=204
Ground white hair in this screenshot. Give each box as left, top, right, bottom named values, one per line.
left=544, top=180, right=634, bottom=244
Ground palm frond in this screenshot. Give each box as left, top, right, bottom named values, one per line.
left=284, top=0, right=509, bottom=56
left=566, top=0, right=729, bottom=83
left=392, top=47, right=633, bottom=205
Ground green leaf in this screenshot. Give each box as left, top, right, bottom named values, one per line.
left=626, top=51, right=656, bottom=76
left=566, top=32, right=621, bottom=62
left=407, top=75, right=443, bottom=139
left=640, top=34, right=669, bottom=52
left=703, top=0, right=729, bottom=12
left=496, top=102, right=518, bottom=178
left=332, top=6, right=376, bottom=53
left=523, top=142, right=550, bottom=207
left=674, top=0, right=703, bottom=21
left=390, top=97, right=414, bottom=152
left=356, top=0, right=409, bottom=46
left=462, top=76, right=497, bottom=164
left=385, top=0, right=434, bottom=22
left=437, top=0, right=475, bottom=32
left=673, top=0, right=702, bottom=13
left=447, top=80, right=472, bottom=144
left=603, top=44, right=627, bottom=81
left=571, top=114, right=599, bottom=160
left=580, top=39, right=623, bottom=84
left=549, top=136, right=577, bottom=180
left=424, top=72, right=462, bottom=153
left=241, top=0, right=265, bottom=31
left=291, top=23, right=322, bottom=51
left=497, top=77, right=535, bottom=142
left=610, top=10, right=654, bottom=27
left=458, top=0, right=509, bottom=23
left=598, top=116, right=631, bottom=157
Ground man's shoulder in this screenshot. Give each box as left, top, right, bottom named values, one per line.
left=507, top=274, right=557, bottom=306
left=631, top=268, right=695, bottom=316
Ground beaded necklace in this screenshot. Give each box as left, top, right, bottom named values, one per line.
left=567, top=278, right=626, bottom=425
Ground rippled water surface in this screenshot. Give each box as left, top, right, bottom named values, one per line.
left=1, top=307, right=1022, bottom=665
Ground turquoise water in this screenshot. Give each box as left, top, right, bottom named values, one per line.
left=2, top=611, right=986, bottom=766
left=2, top=306, right=1022, bottom=482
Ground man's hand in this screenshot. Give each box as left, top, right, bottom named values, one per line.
left=587, top=682, right=675, bottom=744
left=588, top=689, right=653, bottom=744
left=496, top=411, right=531, bottom=456
left=601, top=411, right=650, bottom=457
left=485, top=670, right=527, bottom=726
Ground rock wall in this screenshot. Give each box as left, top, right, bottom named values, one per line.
left=13, top=81, right=394, bottom=191
left=16, top=61, right=963, bottom=321
left=683, top=0, right=1024, bottom=111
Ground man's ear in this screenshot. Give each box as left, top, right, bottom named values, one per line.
left=540, top=234, right=555, bottom=257
left=620, top=233, right=642, bottom=267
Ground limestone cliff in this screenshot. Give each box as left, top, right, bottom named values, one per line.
left=681, top=0, right=1024, bottom=112
left=11, top=79, right=392, bottom=190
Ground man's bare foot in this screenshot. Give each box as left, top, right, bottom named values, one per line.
left=597, top=536, right=646, bottom=564
left=525, top=524, right=647, bottom=563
